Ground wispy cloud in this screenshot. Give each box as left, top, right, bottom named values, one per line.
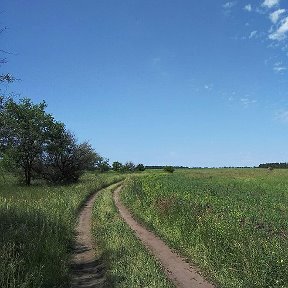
left=204, top=84, right=213, bottom=91
left=262, top=0, right=280, bottom=9
left=223, top=1, right=237, bottom=9
left=244, top=4, right=252, bottom=12
left=273, top=62, right=287, bottom=72
left=227, top=0, right=288, bottom=73
left=249, top=30, right=258, bottom=39
left=269, top=9, right=285, bottom=23
left=269, top=17, right=288, bottom=40
left=240, top=98, right=257, bottom=106
left=274, top=66, right=287, bottom=72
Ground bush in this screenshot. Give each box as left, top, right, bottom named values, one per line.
left=136, top=164, right=145, bottom=171
left=96, top=157, right=110, bottom=173
left=38, top=132, right=100, bottom=183
left=164, top=166, right=175, bottom=173
left=121, top=161, right=136, bottom=173
left=112, top=161, right=123, bottom=172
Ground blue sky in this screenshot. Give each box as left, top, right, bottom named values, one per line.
left=1, top=0, right=288, bottom=167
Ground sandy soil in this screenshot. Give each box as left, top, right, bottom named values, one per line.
left=70, top=191, right=105, bottom=288
left=114, top=186, right=215, bottom=288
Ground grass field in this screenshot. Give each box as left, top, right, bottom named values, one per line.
left=92, top=184, right=174, bottom=288
left=121, top=169, right=288, bottom=288
left=0, top=172, right=124, bottom=288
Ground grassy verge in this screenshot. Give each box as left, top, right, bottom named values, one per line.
left=92, top=184, right=174, bottom=288
left=0, top=172, right=124, bottom=288
left=121, top=169, right=288, bottom=288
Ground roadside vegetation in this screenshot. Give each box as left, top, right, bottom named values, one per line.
left=0, top=172, right=124, bottom=288
left=121, top=169, right=288, bottom=288
left=92, top=184, right=174, bottom=288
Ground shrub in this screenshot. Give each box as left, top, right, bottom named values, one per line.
left=36, top=131, right=100, bottom=183
left=112, top=161, right=123, bottom=172
left=164, top=166, right=175, bottom=173
left=136, top=164, right=145, bottom=171
left=121, top=161, right=136, bottom=173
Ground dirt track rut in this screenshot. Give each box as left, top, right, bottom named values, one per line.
left=70, top=185, right=215, bottom=288
left=70, top=191, right=105, bottom=288
left=114, top=186, right=215, bottom=288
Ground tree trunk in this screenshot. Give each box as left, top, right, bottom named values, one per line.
left=25, top=166, right=31, bottom=186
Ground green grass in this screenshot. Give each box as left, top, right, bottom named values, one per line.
left=121, top=169, right=288, bottom=288
left=0, top=171, right=124, bottom=288
left=92, top=184, right=174, bottom=288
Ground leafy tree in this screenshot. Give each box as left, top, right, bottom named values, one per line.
left=38, top=130, right=101, bottom=183
left=96, top=157, right=110, bottom=173
left=112, top=161, right=123, bottom=172
left=0, top=73, right=15, bottom=83
left=121, top=161, right=136, bottom=173
left=0, top=98, right=57, bottom=185
left=136, top=163, right=145, bottom=171
left=0, top=97, right=102, bottom=185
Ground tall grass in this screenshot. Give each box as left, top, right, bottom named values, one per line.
left=121, top=169, right=288, bottom=288
left=92, top=184, right=174, bottom=288
left=0, top=172, right=124, bottom=288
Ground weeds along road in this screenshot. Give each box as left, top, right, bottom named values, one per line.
left=114, top=186, right=215, bottom=288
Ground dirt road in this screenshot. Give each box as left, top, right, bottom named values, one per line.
left=70, top=190, right=105, bottom=288
left=114, top=186, right=215, bottom=288
left=70, top=184, right=215, bottom=288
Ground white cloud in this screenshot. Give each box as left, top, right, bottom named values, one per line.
left=223, top=1, right=236, bottom=9
left=240, top=98, right=257, bottom=106
left=262, top=0, right=280, bottom=8
left=274, top=66, right=287, bottom=72
left=249, top=30, right=257, bottom=39
left=204, top=84, right=213, bottom=91
left=273, top=62, right=287, bottom=72
left=269, top=9, right=285, bottom=23
left=269, top=17, right=288, bottom=40
left=244, top=4, right=252, bottom=12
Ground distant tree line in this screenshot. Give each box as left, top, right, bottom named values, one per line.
left=145, top=165, right=189, bottom=170
left=258, top=163, right=288, bottom=169
left=0, top=97, right=106, bottom=185
left=112, top=161, right=145, bottom=173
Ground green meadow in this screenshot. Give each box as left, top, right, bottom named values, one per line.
left=1, top=168, right=288, bottom=288
left=121, top=169, right=288, bottom=288
left=0, top=172, right=124, bottom=288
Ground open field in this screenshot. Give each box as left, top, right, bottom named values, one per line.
left=121, top=169, right=288, bottom=288
left=1, top=168, right=287, bottom=288
left=92, top=184, right=174, bottom=288
left=0, top=172, right=124, bottom=288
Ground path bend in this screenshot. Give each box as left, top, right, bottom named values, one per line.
left=114, top=186, right=215, bottom=288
